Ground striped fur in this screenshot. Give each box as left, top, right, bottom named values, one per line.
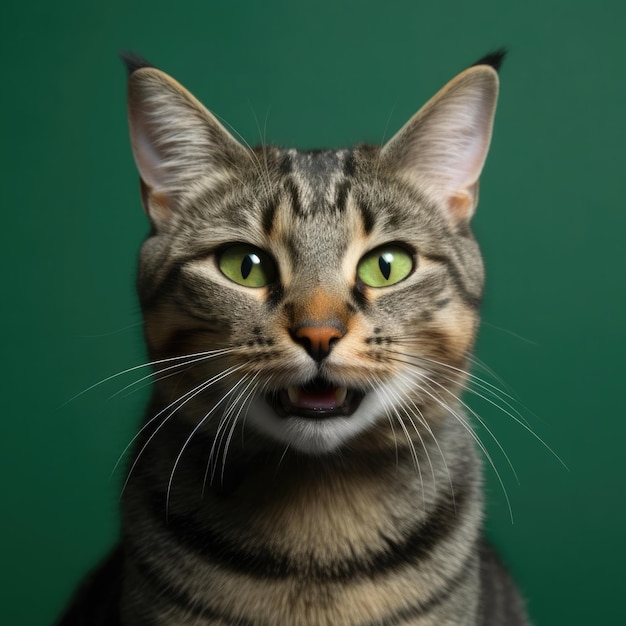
left=58, top=52, right=529, bottom=625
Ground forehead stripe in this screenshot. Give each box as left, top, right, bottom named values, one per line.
left=343, top=150, right=356, bottom=177
left=261, top=194, right=278, bottom=235
left=335, top=180, right=351, bottom=213
left=284, top=178, right=303, bottom=216
left=279, top=151, right=293, bottom=174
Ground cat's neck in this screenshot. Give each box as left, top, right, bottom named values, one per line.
left=123, top=398, right=483, bottom=553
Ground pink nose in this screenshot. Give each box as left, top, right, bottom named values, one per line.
left=293, top=325, right=345, bottom=361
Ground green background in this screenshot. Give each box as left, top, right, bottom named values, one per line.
left=3, top=1, right=625, bottom=623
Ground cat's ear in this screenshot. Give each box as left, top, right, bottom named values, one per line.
left=381, top=64, right=499, bottom=223
left=125, top=61, right=248, bottom=227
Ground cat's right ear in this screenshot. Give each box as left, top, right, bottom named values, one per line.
left=125, top=62, right=248, bottom=228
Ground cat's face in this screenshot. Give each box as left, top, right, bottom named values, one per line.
left=126, top=62, right=498, bottom=455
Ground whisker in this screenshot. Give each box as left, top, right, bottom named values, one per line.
left=388, top=373, right=442, bottom=500
left=206, top=392, right=245, bottom=485
left=385, top=348, right=567, bottom=470
left=465, top=353, right=517, bottom=397
left=61, top=348, right=235, bottom=408
left=386, top=347, right=524, bottom=412
left=421, top=374, right=520, bottom=485
left=379, top=352, right=514, bottom=519
left=275, top=444, right=291, bottom=476
left=412, top=351, right=533, bottom=426
left=395, top=396, right=434, bottom=501
left=249, top=103, right=274, bottom=197
left=373, top=375, right=424, bottom=502
left=117, top=364, right=245, bottom=493
left=480, top=320, right=540, bottom=346
left=108, top=350, right=233, bottom=401
left=367, top=376, right=400, bottom=469
left=413, top=379, right=514, bottom=523
left=391, top=371, right=456, bottom=508
left=386, top=352, right=520, bottom=484
left=379, top=102, right=398, bottom=147
left=77, top=320, right=144, bottom=339
left=382, top=351, right=519, bottom=485
left=216, top=373, right=261, bottom=485
left=240, top=376, right=274, bottom=449
left=206, top=372, right=263, bottom=488
left=219, top=376, right=262, bottom=485
left=166, top=375, right=249, bottom=520
left=215, top=110, right=274, bottom=199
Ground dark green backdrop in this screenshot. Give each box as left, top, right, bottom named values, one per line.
left=3, top=1, right=625, bottom=623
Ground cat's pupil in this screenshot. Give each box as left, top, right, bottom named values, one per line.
left=241, top=254, right=259, bottom=280
left=379, top=254, right=392, bottom=280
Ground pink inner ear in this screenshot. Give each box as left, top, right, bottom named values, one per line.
left=448, top=188, right=477, bottom=222
left=454, top=136, right=487, bottom=188
left=132, top=124, right=175, bottom=224
left=126, top=68, right=253, bottom=230
left=131, top=125, right=167, bottom=192
left=146, top=188, right=172, bottom=224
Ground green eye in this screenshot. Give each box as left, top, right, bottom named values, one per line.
left=218, top=244, right=277, bottom=287
left=357, top=245, right=414, bottom=287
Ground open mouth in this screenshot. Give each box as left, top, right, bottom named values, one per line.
left=268, top=377, right=365, bottom=419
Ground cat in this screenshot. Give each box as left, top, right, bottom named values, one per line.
left=58, top=51, right=529, bottom=625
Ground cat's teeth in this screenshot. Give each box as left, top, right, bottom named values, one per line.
left=287, top=387, right=300, bottom=404
left=335, top=387, right=347, bottom=405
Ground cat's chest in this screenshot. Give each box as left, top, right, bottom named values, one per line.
left=121, top=433, right=482, bottom=625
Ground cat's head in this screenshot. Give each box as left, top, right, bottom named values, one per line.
left=124, top=55, right=500, bottom=455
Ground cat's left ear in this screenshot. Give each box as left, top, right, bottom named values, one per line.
left=381, top=63, right=499, bottom=223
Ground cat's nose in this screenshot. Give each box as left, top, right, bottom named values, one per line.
left=292, top=324, right=346, bottom=362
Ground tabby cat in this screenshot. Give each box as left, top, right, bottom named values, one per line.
left=58, top=51, right=529, bottom=625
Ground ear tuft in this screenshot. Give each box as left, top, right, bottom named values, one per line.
left=120, top=52, right=154, bottom=77
left=471, top=48, right=507, bottom=72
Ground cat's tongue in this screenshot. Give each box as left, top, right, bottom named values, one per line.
left=288, top=386, right=347, bottom=410
left=272, top=382, right=363, bottom=419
